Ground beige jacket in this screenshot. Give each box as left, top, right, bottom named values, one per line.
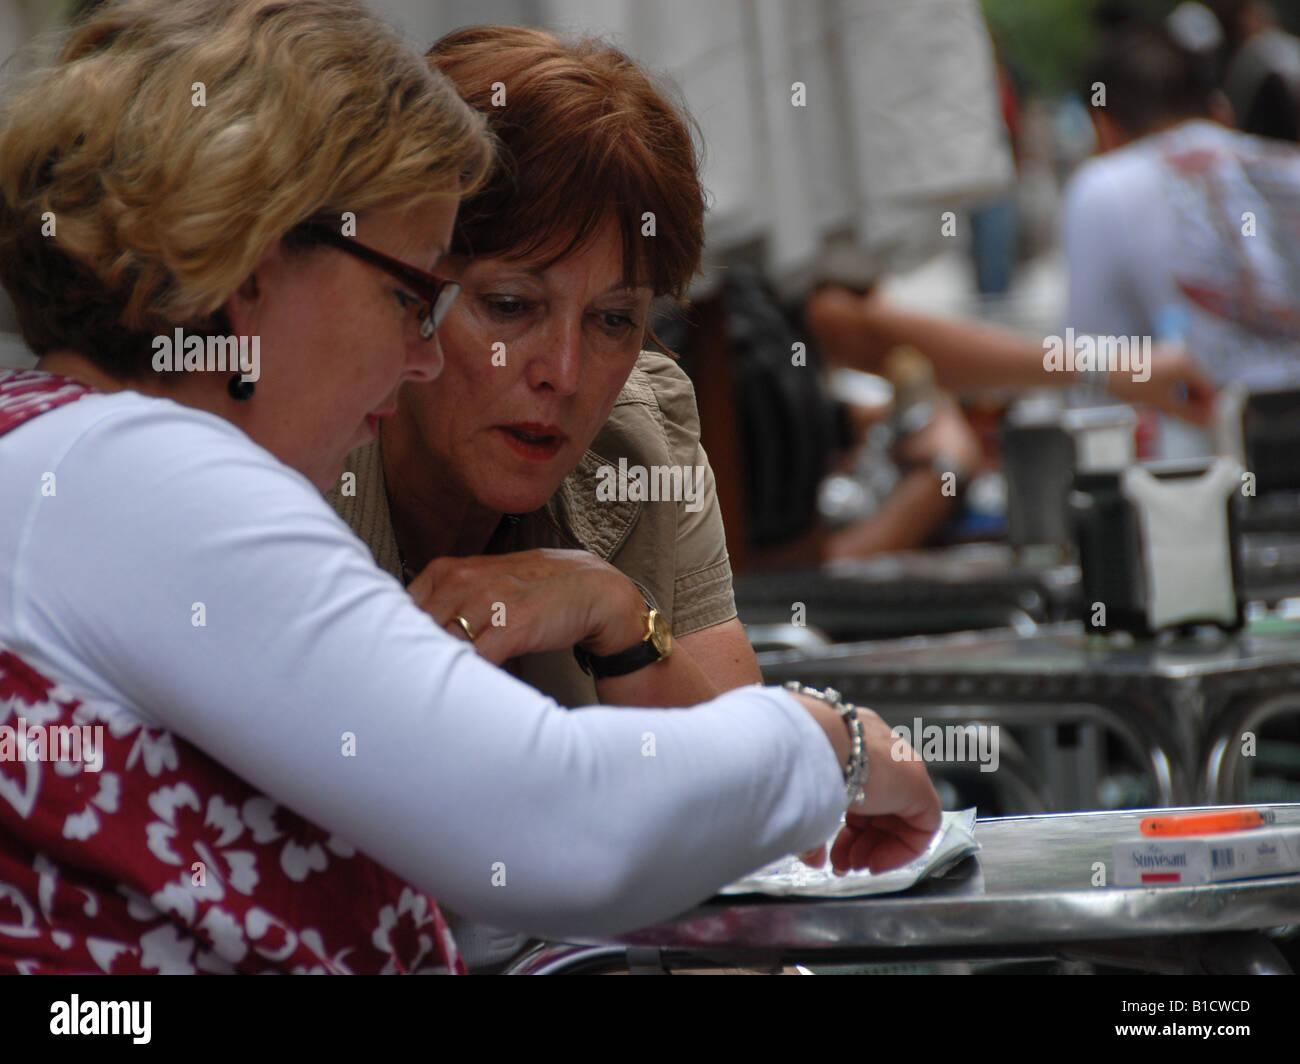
left=327, top=351, right=737, bottom=708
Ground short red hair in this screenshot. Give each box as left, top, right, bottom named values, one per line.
left=427, top=26, right=705, bottom=299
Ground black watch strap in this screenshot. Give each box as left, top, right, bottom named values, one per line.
left=574, top=639, right=662, bottom=678
left=574, top=606, right=672, bottom=678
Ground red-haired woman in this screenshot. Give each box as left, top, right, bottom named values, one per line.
left=332, top=27, right=751, bottom=714
left=327, top=26, right=807, bottom=969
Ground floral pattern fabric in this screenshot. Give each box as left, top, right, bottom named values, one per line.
left=0, top=369, right=464, bottom=973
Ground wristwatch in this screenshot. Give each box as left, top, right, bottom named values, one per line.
left=574, top=604, right=673, bottom=678
left=784, top=682, right=869, bottom=807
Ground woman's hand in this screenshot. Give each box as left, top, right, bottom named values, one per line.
left=790, top=695, right=943, bottom=874
left=836, top=707, right=941, bottom=872
left=406, top=548, right=646, bottom=666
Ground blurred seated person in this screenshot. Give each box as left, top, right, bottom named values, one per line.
left=681, top=269, right=990, bottom=570
left=818, top=353, right=985, bottom=562
left=681, top=256, right=1208, bottom=571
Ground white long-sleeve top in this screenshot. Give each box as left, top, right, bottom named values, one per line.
left=0, top=387, right=846, bottom=939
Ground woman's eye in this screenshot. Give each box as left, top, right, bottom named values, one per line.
left=393, top=289, right=417, bottom=310
left=596, top=311, right=638, bottom=334
left=484, top=297, right=529, bottom=318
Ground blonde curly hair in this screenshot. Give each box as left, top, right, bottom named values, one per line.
left=0, top=0, right=493, bottom=377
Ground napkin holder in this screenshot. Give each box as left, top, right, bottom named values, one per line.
left=1070, top=456, right=1246, bottom=635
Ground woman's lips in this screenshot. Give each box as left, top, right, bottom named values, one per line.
left=496, top=423, right=567, bottom=461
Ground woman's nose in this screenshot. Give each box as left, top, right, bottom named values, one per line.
left=406, top=332, right=445, bottom=383
left=526, top=318, right=581, bottom=394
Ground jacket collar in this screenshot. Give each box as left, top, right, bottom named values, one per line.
left=541, top=448, right=641, bottom=561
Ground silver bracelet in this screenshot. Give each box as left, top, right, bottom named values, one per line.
left=784, top=681, right=868, bottom=807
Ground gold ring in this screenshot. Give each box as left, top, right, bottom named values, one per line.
left=453, top=615, right=477, bottom=641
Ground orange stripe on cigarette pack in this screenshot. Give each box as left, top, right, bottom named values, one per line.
left=1140, top=809, right=1275, bottom=837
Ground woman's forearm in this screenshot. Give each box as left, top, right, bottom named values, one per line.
left=594, top=641, right=718, bottom=706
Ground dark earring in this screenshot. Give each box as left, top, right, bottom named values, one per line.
left=228, top=375, right=255, bottom=401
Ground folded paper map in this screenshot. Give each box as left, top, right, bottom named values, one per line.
left=720, top=808, right=979, bottom=898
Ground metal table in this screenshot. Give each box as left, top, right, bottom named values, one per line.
left=756, top=620, right=1300, bottom=808
left=508, top=804, right=1300, bottom=974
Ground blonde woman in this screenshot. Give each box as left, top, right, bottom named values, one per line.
left=0, top=0, right=939, bottom=974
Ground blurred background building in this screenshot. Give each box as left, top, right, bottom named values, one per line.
left=8, top=0, right=1297, bottom=347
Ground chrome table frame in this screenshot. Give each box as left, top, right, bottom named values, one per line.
left=756, top=621, right=1300, bottom=807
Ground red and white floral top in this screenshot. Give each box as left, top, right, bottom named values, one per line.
left=0, top=371, right=464, bottom=974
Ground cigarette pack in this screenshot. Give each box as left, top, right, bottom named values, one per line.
left=1113, top=826, right=1300, bottom=886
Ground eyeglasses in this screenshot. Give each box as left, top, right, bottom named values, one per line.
left=294, top=222, right=460, bottom=341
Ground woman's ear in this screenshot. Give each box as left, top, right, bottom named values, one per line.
left=221, top=274, right=258, bottom=337
left=223, top=237, right=285, bottom=334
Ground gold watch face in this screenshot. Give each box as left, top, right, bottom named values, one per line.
left=647, top=608, right=673, bottom=658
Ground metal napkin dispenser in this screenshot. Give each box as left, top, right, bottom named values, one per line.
left=1002, top=402, right=1137, bottom=549
left=1070, top=456, right=1246, bottom=635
